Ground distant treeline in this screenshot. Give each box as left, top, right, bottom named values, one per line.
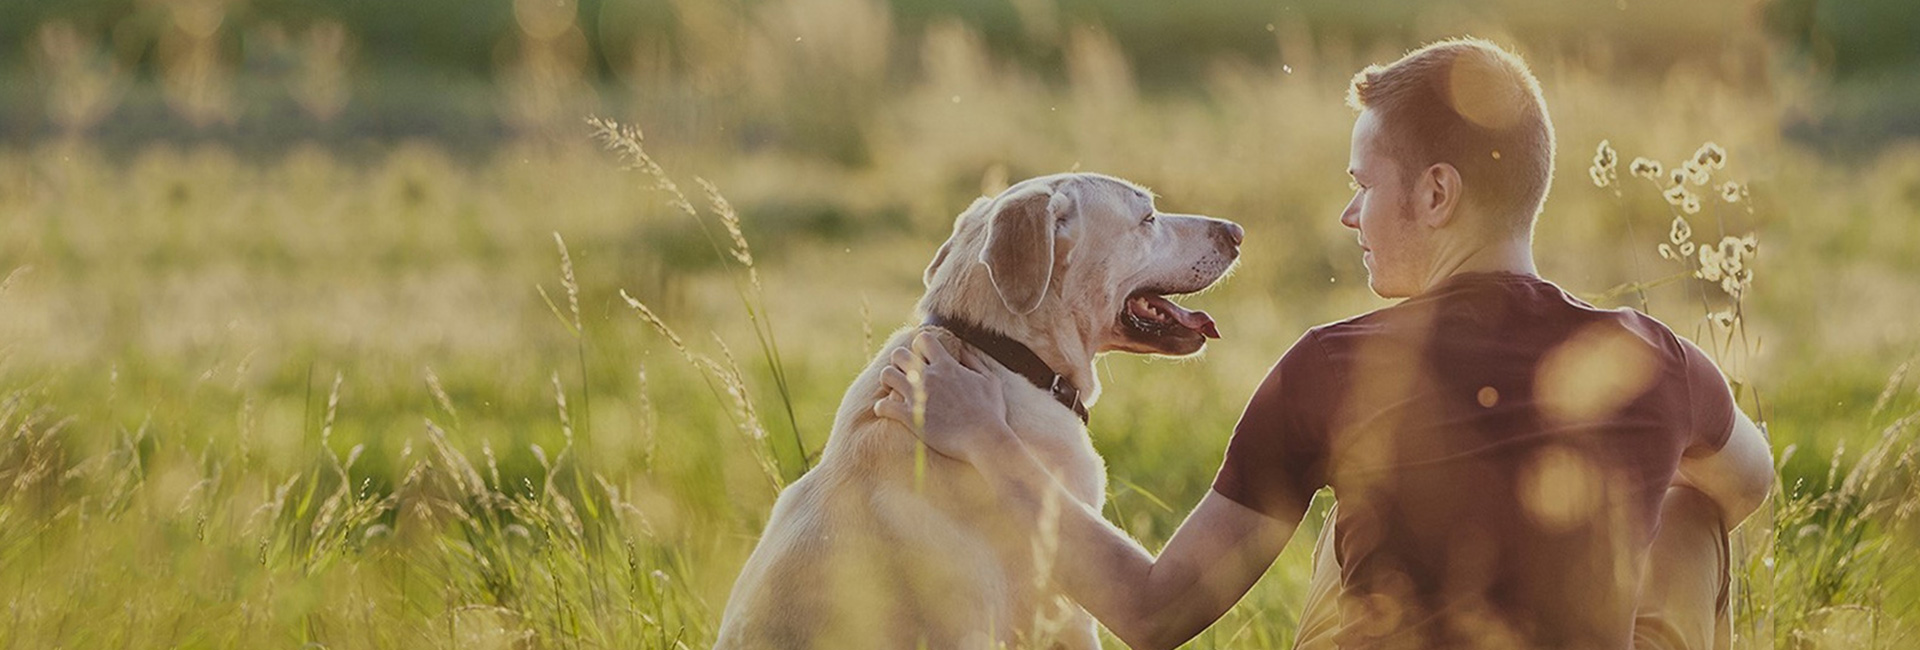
left=9, top=0, right=1909, bottom=85
left=0, top=0, right=1912, bottom=151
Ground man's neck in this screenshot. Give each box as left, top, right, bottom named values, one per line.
left=1420, top=234, right=1538, bottom=292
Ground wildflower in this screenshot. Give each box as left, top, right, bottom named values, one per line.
left=1719, top=181, right=1744, bottom=203
left=1663, top=184, right=1689, bottom=206
left=1695, top=142, right=1727, bottom=170
left=1696, top=243, right=1720, bottom=267
left=1682, top=194, right=1701, bottom=215
left=1669, top=216, right=1692, bottom=245
left=1682, top=159, right=1710, bottom=186
left=1669, top=168, right=1689, bottom=187
left=1589, top=167, right=1611, bottom=188
left=1736, top=233, right=1758, bottom=257
left=1707, top=310, right=1737, bottom=329
left=1697, top=246, right=1725, bottom=282
left=1659, top=240, right=1697, bottom=261
left=1629, top=157, right=1663, bottom=180
left=1719, top=235, right=1744, bottom=255
left=1589, top=140, right=1618, bottom=188
left=1727, top=267, right=1753, bottom=295
left=1718, top=237, right=1754, bottom=281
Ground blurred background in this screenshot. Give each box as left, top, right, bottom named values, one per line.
left=2, top=0, right=1919, bottom=152
left=2, top=0, right=1919, bottom=647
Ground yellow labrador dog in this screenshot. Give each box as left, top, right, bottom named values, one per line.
left=715, top=172, right=1242, bottom=649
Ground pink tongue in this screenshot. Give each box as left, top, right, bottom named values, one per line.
left=1145, top=295, right=1221, bottom=339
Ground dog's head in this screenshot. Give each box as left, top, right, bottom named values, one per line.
left=919, top=173, right=1242, bottom=387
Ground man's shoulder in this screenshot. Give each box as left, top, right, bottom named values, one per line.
left=1297, top=299, right=1434, bottom=351
left=1307, top=277, right=1694, bottom=360
left=1306, top=305, right=1400, bottom=338
left=1293, top=312, right=1379, bottom=356
left=1593, top=305, right=1694, bottom=362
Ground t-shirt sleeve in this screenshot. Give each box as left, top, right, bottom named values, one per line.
left=1678, top=336, right=1736, bottom=457
left=1211, top=329, right=1335, bottom=520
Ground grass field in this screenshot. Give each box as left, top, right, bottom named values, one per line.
left=3, top=1, right=1920, bottom=648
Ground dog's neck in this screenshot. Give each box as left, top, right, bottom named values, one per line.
left=914, top=297, right=1104, bottom=403
left=923, top=312, right=1091, bottom=423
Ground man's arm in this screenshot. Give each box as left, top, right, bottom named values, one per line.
left=974, top=429, right=1300, bottom=649
left=874, top=334, right=1303, bottom=649
left=1675, top=407, right=1773, bottom=530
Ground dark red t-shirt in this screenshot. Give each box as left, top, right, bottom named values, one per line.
left=1213, top=272, right=1736, bottom=649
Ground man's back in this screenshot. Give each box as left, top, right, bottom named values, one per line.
left=1215, top=271, right=1736, bottom=649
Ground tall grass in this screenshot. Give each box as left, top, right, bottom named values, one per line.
left=587, top=116, right=809, bottom=484
left=0, top=3, right=1917, bottom=647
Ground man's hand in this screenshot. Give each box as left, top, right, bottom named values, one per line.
left=873, top=332, right=1014, bottom=465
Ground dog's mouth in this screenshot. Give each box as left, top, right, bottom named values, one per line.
left=1112, top=288, right=1219, bottom=356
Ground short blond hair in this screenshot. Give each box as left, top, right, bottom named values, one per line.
left=1348, top=38, right=1554, bottom=233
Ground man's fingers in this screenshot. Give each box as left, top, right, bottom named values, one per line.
left=889, top=346, right=924, bottom=373
left=957, top=347, right=991, bottom=374
left=879, top=366, right=915, bottom=397
left=916, top=332, right=961, bottom=368
left=873, top=392, right=912, bottom=424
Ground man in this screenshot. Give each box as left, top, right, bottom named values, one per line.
left=873, top=38, right=1774, bottom=649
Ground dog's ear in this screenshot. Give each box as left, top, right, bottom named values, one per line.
left=924, top=239, right=954, bottom=288
left=925, top=197, right=990, bottom=288
left=981, top=185, right=1070, bottom=314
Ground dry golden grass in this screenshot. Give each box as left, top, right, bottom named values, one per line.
left=1, top=3, right=1918, bottom=647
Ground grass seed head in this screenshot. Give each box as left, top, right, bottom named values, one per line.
left=551, top=232, right=583, bottom=333
left=425, top=367, right=458, bottom=421
left=697, top=177, right=754, bottom=270
left=619, top=290, right=688, bottom=353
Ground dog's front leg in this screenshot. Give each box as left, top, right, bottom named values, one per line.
left=1050, top=605, right=1101, bottom=650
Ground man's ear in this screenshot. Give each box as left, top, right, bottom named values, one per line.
left=980, top=185, right=1070, bottom=314
left=1420, top=162, right=1464, bottom=229
left=924, top=196, right=991, bottom=287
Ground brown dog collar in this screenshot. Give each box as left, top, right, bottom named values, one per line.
left=924, top=313, right=1089, bottom=424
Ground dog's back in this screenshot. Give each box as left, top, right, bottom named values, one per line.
left=714, top=327, right=1104, bottom=649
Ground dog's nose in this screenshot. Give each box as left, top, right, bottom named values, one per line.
left=1221, top=222, right=1245, bottom=246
